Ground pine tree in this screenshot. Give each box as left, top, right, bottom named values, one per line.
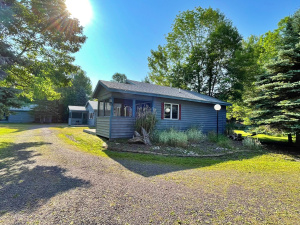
left=249, top=10, right=300, bottom=145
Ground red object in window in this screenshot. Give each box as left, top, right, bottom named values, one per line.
left=179, top=104, right=181, bottom=120
left=161, top=102, right=164, bottom=119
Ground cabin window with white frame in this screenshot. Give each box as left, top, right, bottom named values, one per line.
left=164, top=103, right=179, bottom=120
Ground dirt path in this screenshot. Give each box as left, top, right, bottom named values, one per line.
left=0, top=125, right=299, bottom=224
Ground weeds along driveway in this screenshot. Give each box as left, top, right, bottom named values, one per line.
left=0, top=125, right=300, bottom=224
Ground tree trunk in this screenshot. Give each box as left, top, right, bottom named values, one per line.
left=296, top=133, right=300, bottom=147
left=288, top=133, right=292, bottom=144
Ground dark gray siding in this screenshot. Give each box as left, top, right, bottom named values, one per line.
left=8, top=111, right=34, bottom=123
left=96, top=117, right=110, bottom=138
left=153, top=97, right=226, bottom=134
left=110, top=117, right=135, bottom=139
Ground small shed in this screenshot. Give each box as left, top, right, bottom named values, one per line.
left=0, top=105, right=35, bottom=123
left=68, top=106, right=88, bottom=126
left=85, top=101, right=98, bottom=127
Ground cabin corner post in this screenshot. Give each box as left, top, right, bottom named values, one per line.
left=109, top=97, right=114, bottom=139
left=132, top=99, right=136, bottom=117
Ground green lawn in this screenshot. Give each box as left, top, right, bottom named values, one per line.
left=234, top=129, right=295, bottom=143
left=53, top=127, right=300, bottom=172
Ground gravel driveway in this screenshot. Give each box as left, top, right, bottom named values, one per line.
left=0, top=125, right=299, bottom=224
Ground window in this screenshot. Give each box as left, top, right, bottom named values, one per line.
left=72, top=112, right=82, bottom=118
left=104, top=100, right=111, bottom=116
left=163, top=103, right=179, bottom=120
left=89, top=113, right=94, bottom=119
left=98, top=101, right=104, bottom=116
left=113, top=99, right=133, bottom=117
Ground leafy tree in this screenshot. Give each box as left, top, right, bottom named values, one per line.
left=30, top=100, right=60, bottom=123
left=148, top=7, right=243, bottom=99
left=248, top=10, right=300, bottom=145
left=0, top=0, right=86, bottom=106
left=59, top=70, right=92, bottom=121
left=112, top=73, right=127, bottom=83
left=0, top=87, right=24, bottom=119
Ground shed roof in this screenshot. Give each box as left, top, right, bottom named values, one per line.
left=92, top=80, right=231, bottom=106
left=68, top=106, right=87, bottom=111
left=10, top=105, right=36, bottom=111
left=85, top=100, right=98, bottom=110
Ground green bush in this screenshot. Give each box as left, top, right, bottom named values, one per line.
left=152, top=129, right=188, bottom=147
left=208, top=132, right=232, bottom=149
left=135, top=106, right=158, bottom=134
left=242, top=137, right=262, bottom=150
left=186, top=127, right=206, bottom=143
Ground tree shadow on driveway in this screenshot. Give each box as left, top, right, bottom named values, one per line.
left=0, top=141, right=90, bottom=215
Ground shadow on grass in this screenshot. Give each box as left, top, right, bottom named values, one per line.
left=0, top=141, right=90, bottom=215
left=104, top=150, right=267, bottom=177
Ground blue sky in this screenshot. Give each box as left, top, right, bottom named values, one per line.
left=72, top=0, right=299, bottom=89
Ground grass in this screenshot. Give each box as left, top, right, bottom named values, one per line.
left=234, top=130, right=295, bottom=143
left=52, top=126, right=300, bottom=173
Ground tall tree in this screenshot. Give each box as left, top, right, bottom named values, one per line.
left=148, top=7, right=242, bottom=99
left=0, top=0, right=86, bottom=108
left=112, top=72, right=127, bottom=83
left=248, top=10, right=300, bottom=145
left=59, top=70, right=92, bottom=121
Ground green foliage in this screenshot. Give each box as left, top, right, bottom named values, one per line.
left=0, top=87, right=24, bottom=119
left=242, top=137, right=262, bottom=150
left=207, top=132, right=232, bottom=149
left=0, top=0, right=86, bottom=104
left=148, top=7, right=243, bottom=100
left=112, top=73, right=127, bottom=83
left=135, top=106, right=157, bottom=134
left=186, top=127, right=206, bottom=143
left=152, top=129, right=188, bottom=147
left=248, top=10, right=300, bottom=142
left=152, top=127, right=206, bottom=147
left=30, top=100, right=60, bottom=123
left=59, top=70, right=92, bottom=121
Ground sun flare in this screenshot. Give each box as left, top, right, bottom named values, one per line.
left=65, top=0, right=93, bottom=26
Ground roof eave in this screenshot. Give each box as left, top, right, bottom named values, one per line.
left=107, top=88, right=232, bottom=106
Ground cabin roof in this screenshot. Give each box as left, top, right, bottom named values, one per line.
left=68, top=106, right=87, bottom=111
left=85, top=100, right=98, bottom=110
left=92, top=80, right=231, bottom=106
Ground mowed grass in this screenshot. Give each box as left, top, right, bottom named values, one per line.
left=53, top=127, right=300, bottom=172
left=234, top=129, right=295, bottom=143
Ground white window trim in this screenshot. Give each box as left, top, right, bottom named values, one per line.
left=164, top=103, right=179, bottom=120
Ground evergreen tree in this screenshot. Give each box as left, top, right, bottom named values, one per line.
left=248, top=10, right=300, bottom=145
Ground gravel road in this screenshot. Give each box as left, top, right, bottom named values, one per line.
left=1, top=125, right=298, bottom=224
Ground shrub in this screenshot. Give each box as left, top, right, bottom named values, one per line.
left=152, top=129, right=188, bottom=147
left=135, top=106, right=158, bottom=134
left=242, top=137, right=262, bottom=150
left=186, top=127, right=206, bottom=143
left=208, top=132, right=232, bottom=149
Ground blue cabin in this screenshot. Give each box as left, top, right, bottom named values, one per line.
left=92, top=80, right=231, bottom=139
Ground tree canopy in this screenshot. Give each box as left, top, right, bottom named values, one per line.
left=148, top=7, right=243, bottom=100
left=112, top=72, right=127, bottom=83
left=0, top=0, right=86, bottom=109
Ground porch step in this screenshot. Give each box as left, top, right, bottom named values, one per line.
left=83, top=129, right=96, bottom=135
